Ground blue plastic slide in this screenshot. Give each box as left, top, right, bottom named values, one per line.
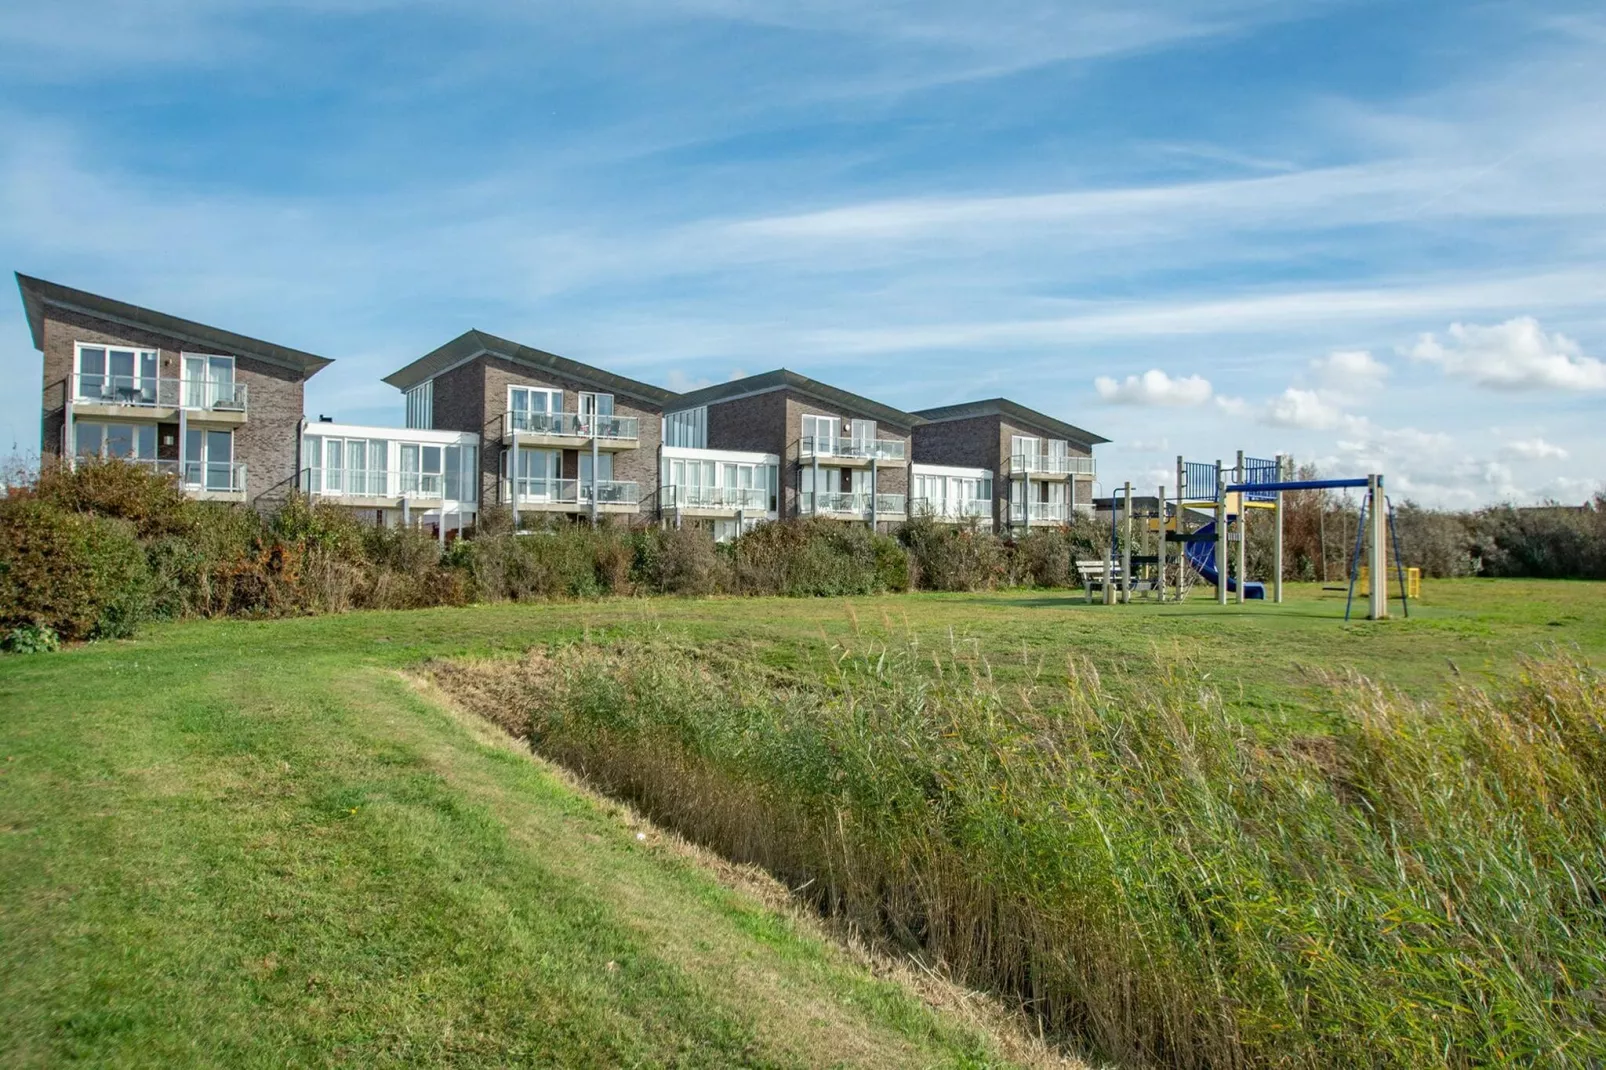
left=1182, top=521, right=1266, bottom=599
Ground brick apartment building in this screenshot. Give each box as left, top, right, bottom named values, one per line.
left=664, top=370, right=915, bottom=533
left=912, top=398, right=1105, bottom=531
left=382, top=330, right=675, bottom=525
left=20, top=275, right=1106, bottom=536
left=20, top=273, right=331, bottom=505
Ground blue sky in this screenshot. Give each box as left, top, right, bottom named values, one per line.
left=3, top=0, right=1603, bottom=506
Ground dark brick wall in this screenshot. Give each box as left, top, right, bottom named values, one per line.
left=429, top=358, right=484, bottom=436
left=704, top=388, right=911, bottom=529
left=436, top=355, right=663, bottom=518
left=38, top=306, right=310, bottom=505
left=912, top=413, right=1004, bottom=530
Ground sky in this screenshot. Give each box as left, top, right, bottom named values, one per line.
left=2, top=0, right=1603, bottom=507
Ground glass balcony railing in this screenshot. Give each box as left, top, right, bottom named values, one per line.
left=802, top=491, right=907, bottom=516
left=663, top=485, right=770, bottom=510
left=1007, top=453, right=1094, bottom=477
left=1010, top=500, right=1069, bottom=523
left=799, top=436, right=907, bottom=462
left=507, top=411, right=639, bottom=439
left=506, top=479, right=640, bottom=506
left=910, top=497, right=992, bottom=521
left=303, top=468, right=465, bottom=500
left=73, top=373, right=248, bottom=413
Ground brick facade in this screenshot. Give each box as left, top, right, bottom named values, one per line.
left=914, top=411, right=1097, bottom=530
left=38, top=305, right=312, bottom=504
left=427, top=352, right=666, bottom=520
left=702, top=388, right=912, bottom=532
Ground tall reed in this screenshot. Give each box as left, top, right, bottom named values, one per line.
left=437, top=642, right=1606, bottom=1068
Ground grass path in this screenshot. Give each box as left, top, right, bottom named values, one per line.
left=0, top=617, right=1043, bottom=1067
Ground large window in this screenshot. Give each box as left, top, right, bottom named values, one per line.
left=662, top=457, right=778, bottom=511
left=75, top=421, right=156, bottom=460
left=405, top=381, right=433, bottom=429
left=185, top=428, right=237, bottom=491
left=801, top=413, right=839, bottom=451
left=183, top=353, right=238, bottom=410
left=509, top=386, right=562, bottom=433
left=76, top=343, right=158, bottom=404
left=664, top=407, right=707, bottom=448
left=444, top=444, right=477, bottom=502
left=401, top=443, right=443, bottom=496
left=506, top=446, right=561, bottom=500
left=303, top=435, right=387, bottom=495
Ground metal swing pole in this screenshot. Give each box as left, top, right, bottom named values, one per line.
left=1343, top=495, right=1368, bottom=623
left=1385, top=495, right=1411, bottom=619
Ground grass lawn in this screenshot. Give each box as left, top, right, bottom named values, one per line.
left=2, top=578, right=1601, bottom=1065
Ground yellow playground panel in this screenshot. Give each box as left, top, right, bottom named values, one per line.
left=1357, top=565, right=1420, bottom=599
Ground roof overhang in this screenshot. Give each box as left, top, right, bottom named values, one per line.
left=383, top=329, right=677, bottom=409
left=16, top=273, right=333, bottom=378
left=669, top=369, right=922, bottom=431
left=913, top=397, right=1109, bottom=446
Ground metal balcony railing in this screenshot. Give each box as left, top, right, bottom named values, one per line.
left=799, top=436, right=907, bottom=462
left=663, top=485, right=769, bottom=510
left=507, top=411, right=639, bottom=439
left=507, top=478, right=640, bottom=506
left=1007, top=453, right=1094, bottom=476
left=910, top=497, right=992, bottom=521
left=73, top=373, right=248, bottom=413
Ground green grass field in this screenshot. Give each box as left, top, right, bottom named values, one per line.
left=2, top=579, right=1602, bottom=1066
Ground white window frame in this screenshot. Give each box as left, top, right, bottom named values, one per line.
left=74, top=341, right=159, bottom=403
left=181, top=352, right=237, bottom=410
left=802, top=413, right=839, bottom=452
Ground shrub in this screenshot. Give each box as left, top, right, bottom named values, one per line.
left=642, top=524, right=731, bottom=595
left=729, top=519, right=904, bottom=597
left=2, top=624, right=60, bottom=654
left=900, top=516, right=1002, bottom=591
left=0, top=499, right=151, bottom=640
left=32, top=457, right=197, bottom=539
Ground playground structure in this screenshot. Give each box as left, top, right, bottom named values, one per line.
left=1098, top=452, right=1411, bottom=621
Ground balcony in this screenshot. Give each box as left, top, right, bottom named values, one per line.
left=910, top=497, right=992, bottom=522
left=504, top=411, right=639, bottom=448
left=1006, top=453, right=1095, bottom=479
left=799, top=436, right=907, bottom=465
left=802, top=491, right=907, bottom=518
left=72, top=373, right=248, bottom=421
left=109, top=458, right=248, bottom=500
left=506, top=478, right=641, bottom=512
left=304, top=468, right=477, bottom=506
left=1010, top=500, right=1069, bottom=525
left=663, top=485, right=770, bottom=514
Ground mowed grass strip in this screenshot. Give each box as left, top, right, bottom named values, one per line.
left=0, top=621, right=1030, bottom=1068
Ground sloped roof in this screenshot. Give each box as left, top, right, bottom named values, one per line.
left=16, top=273, right=332, bottom=377
left=383, top=329, right=677, bottom=408
left=669, top=368, right=921, bottom=430
left=913, top=397, right=1109, bottom=446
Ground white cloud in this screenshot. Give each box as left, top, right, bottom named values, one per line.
left=1262, top=387, right=1353, bottom=430
left=1409, top=317, right=1606, bottom=391
left=1501, top=437, right=1569, bottom=461
left=1213, top=395, right=1249, bottom=416
left=1310, top=349, right=1388, bottom=391
left=664, top=368, right=713, bottom=392
left=1093, top=369, right=1213, bottom=406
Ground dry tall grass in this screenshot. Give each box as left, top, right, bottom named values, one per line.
left=437, top=641, right=1606, bottom=1068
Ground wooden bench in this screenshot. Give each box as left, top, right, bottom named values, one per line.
left=1076, top=558, right=1121, bottom=602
